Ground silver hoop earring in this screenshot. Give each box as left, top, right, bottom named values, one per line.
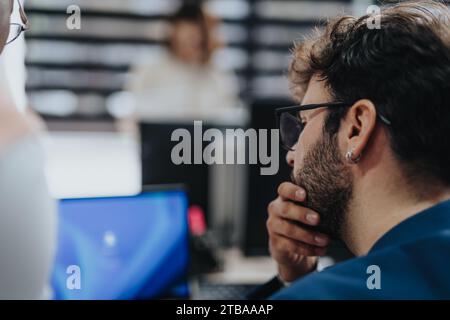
left=346, top=149, right=361, bottom=164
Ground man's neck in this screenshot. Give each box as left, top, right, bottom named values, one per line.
left=342, top=172, right=450, bottom=256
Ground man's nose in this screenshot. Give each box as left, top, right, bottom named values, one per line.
left=286, top=149, right=295, bottom=168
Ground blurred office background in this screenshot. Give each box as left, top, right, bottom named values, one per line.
left=22, top=0, right=372, bottom=258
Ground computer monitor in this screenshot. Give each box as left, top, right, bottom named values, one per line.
left=139, top=123, right=210, bottom=224
left=243, top=100, right=293, bottom=256
left=51, top=187, right=190, bottom=300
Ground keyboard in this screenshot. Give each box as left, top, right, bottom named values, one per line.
left=195, top=283, right=258, bottom=300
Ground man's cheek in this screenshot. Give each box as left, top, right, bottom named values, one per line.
left=293, top=152, right=305, bottom=182
left=295, top=137, right=309, bottom=167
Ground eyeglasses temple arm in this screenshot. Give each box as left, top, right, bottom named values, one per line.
left=17, top=0, right=30, bottom=29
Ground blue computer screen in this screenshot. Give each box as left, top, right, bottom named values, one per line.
left=51, top=190, right=189, bottom=300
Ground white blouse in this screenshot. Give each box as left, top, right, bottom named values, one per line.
left=128, top=52, right=245, bottom=124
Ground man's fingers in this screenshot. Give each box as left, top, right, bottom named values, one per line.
left=267, top=216, right=330, bottom=247
left=277, top=182, right=306, bottom=202
left=269, top=235, right=327, bottom=264
left=268, top=197, right=320, bottom=226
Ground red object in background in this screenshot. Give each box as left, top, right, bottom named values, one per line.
left=188, top=205, right=207, bottom=236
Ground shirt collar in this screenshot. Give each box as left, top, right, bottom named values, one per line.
left=369, top=199, right=450, bottom=253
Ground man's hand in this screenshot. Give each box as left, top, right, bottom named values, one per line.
left=267, top=182, right=330, bottom=283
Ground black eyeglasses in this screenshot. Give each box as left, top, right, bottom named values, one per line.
left=6, top=0, right=29, bottom=45
left=275, top=102, right=392, bottom=151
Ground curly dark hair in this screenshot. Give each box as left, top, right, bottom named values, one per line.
left=289, top=0, right=450, bottom=187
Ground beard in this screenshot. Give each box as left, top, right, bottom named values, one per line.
left=292, top=131, right=353, bottom=240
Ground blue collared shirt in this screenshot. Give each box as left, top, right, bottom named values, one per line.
left=271, top=199, right=450, bottom=299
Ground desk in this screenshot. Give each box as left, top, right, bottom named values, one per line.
left=203, top=249, right=277, bottom=285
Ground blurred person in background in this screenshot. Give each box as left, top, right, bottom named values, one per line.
left=0, top=0, right=56, bottom=299
left=127, top=1, right=242, bottom=123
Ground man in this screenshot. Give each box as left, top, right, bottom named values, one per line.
left=0, top=0, right=56, bottom=299
left=260, top=0, right=450, bottom=299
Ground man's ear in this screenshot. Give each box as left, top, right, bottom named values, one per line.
left=342, top=99, right=377, bottom=160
